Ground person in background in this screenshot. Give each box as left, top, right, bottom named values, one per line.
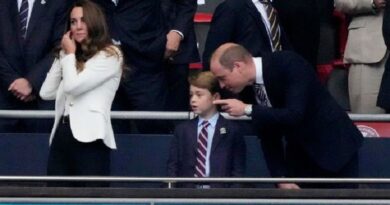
left=40, top=0, right=123, bottom=187
left=335, top=0, right=387, bottom=113
left=0, top=0, right=70, bottom=132
left=378, top=3, right=390, bottom=112
left=167, top=71, right=246, bottom=188
left=211, top=43, right=363, bottom=189
left=202, top=0, right=291, bottom=71
left=274, top=0, right=320, bottom=68
left=161, top=0, right=200, bottom=114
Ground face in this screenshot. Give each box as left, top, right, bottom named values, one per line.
left=210, top=60, right=247, bottom=94
left=190, top=85, right=219, bottom=118
left=70, top=7, right=88, bottom=43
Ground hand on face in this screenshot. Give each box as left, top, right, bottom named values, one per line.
left=61, top=31, right=76, bottom=54
left=213, top=99, right=248, bottom=117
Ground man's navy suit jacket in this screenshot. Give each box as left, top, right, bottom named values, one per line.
left=202, top=0, right=291, bottom=70
left=93, top=0, right=168, bottom=71
left=244, top=51, right=363, bottom=177
left=167, top=115, right=246, bottom=188
left=0, top=0, right=69, bottom=99
left=161, top=0, right=200, bottom=64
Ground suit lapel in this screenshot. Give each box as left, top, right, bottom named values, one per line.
left=211, top=115, right=225, bottom=153
left=26, top=0, right=46, bottom=42
left=246, top=0, right=273, bottom=50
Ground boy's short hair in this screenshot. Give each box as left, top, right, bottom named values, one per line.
left=189, top=71, right=220, bottom=94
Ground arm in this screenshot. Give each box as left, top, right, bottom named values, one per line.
left=0, top=51, right=21, bottom=88
left=170, top=0, right=197, bottom=38
left=61, top=51, right=122, bottom=97
left=39, top=58, right=62, bottom=100
left=202, top=2, right=237, bottom=70
left=167, top=127, right=180, bottom=177
left=231, top=127, right=246, bottom=178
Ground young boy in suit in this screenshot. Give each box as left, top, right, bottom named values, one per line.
left=167, top=71, right=246, bottom=188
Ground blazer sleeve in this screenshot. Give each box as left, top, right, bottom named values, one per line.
left=167, top=126, right=181, bottom=177
left=170, top=0, right=197, bottom=38
left=25, top=0, right=71, bottom=93
left=0, top=51, right=21, bottom=88
left=39, top=58, right=62, bottom=100
left=230, top=125, right=246, bottom=178
left=202, top=2, right=237, bottom=70
left=334, top=0, right=374, bottom=15
left=60, top=49, right=122, bottom=97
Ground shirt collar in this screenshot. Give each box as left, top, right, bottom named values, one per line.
left=253, top=57, right=264, bottom=85
left=198, top=113, right=219, bottom=128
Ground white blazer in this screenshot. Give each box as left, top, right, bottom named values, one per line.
left=40, top=47, right=122, bottom=149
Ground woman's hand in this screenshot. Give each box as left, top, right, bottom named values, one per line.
left=61, top=31, right=76, bottom=54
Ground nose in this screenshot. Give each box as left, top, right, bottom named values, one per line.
left=76, top=21, right=82, bottom=29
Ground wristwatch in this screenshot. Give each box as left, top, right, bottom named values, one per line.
left=244, top=104, right=253, bottom=116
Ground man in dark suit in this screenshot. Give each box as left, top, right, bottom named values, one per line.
left=92, top=0, right=169, bottom=133
left=274, top=0, right=320, bottom=67
left=161, top=0, right=200, bottom=112
left=378, top=3, right=390, bottom=113
left=202, top=0, right=291, bottom=70
left=167, top=71, right=245, bottom=188
left=211, top=43, right=363, bottom=189
left=0, top=0, right=70, bottom=132
left=94, top=0, right=197, bottom=133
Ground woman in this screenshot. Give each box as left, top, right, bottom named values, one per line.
left=40, top=0, right=123, bottom=187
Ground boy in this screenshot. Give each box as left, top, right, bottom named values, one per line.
left=167, top=71, right=246, bottom=188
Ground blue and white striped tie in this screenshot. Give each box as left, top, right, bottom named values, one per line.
left=19, top=0, right=29, bottom=40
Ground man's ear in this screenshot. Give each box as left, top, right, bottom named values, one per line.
left=233, top=61, right=244, bottom=73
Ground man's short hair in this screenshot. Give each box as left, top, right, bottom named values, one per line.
left=219, top=44, right=252, bottom=70
left=189, top=71, right=220, bottom=94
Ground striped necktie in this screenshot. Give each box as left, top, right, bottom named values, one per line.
left=260, top=0, right=281, bottom=51
left=254, top=83, right=269, bottom=106
left=19, top=0, right=29, bottom=40
left=194, top=121, right=210, bottom=177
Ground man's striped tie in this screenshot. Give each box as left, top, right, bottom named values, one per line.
left=19, top=0, right=29, bottom=40
left=261, top=0, right=282, bottom=51
left=194, top=121, right=210, bottom=177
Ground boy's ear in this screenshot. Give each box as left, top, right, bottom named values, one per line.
left=213, top=92, right=221, bottom=100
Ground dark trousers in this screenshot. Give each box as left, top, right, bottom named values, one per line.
left=286, top=142, right=359, bottom=189
left=47, top=116, right=111, bottom=187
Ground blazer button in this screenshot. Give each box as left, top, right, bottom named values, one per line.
left=69, top=102, right=74, bottom=107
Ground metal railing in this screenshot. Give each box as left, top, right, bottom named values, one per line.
left=0, top=110, right=389, bottom=121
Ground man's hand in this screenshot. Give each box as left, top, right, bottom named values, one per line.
left=277, top=183, right=301, bottom=189
left=62, top=31, right=76, bottom=54
left=164, top=30, right=182, bottom=59
left=213, top=99, right=248, bottom=117
left=8, top=78, right=33, bottom=101
left=374, top=0, right=386, bottom=9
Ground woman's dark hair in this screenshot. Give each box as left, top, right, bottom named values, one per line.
left=60, top=0, right=121, bottom=71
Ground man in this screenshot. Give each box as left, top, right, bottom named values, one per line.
left=0, top=0, right=70, bottom=132
left=92, top=0, right=169, bottom=133
left=211, top=43, right=363, bottom=189
left=378, top=2, right=390, bottom=112
left=202, top=0, right=291, bottom=70
left=335, top=0, right=387, bottom=113
left=161, top=0, right=200, bottom=112
left=275, top=0, right=320, bottom=67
